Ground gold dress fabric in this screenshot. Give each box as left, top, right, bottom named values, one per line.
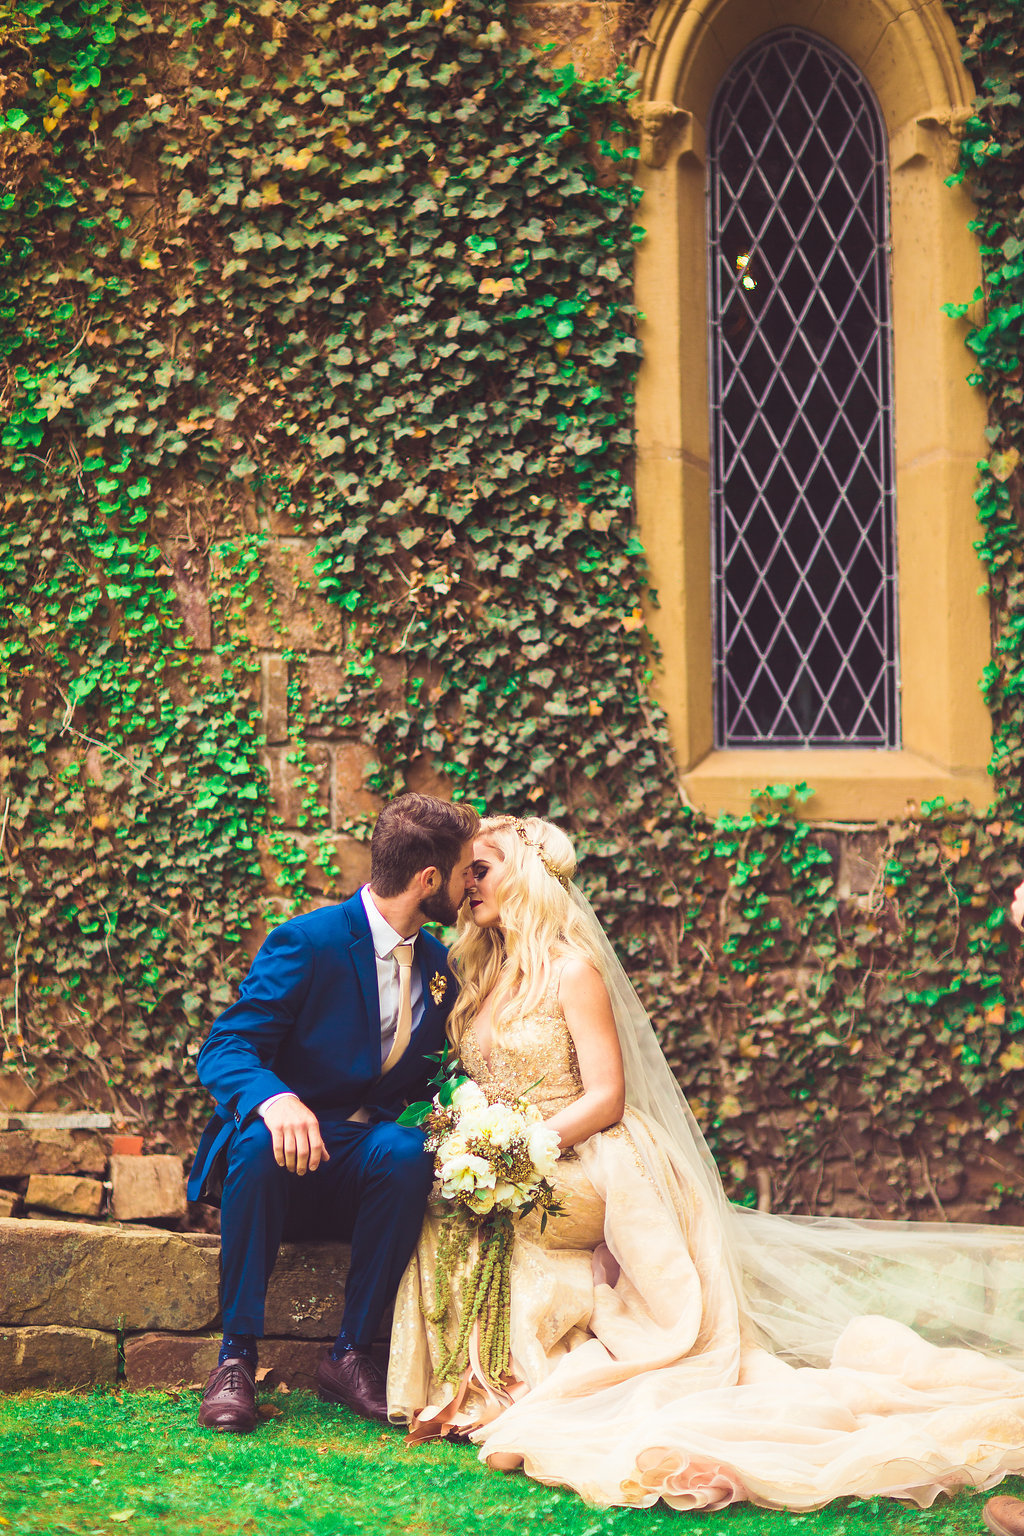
left=387, top=984, right=1024, bottom=1511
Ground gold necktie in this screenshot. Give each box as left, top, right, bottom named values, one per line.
left=381, top=942, right=414, bottom=1075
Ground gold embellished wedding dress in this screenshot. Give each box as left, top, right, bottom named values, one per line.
left=387, top=977, right=1024, bottom=1511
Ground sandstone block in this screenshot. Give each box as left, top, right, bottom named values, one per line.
left=402, top=752, right=451, bottom=801
left=0, top=1218, right=220, bottom=1331
left=264, top=1242, right=350, bottom=1338
left=0, top=1129, right=107, bottom=1177
left=0, top=1072, right=36, bottom=1112
left=262, top=652, right=289, bottom=744
left=0, top=1190, right=21, bottom=1217
left=0, top=1325, right=118, bottom=1389
left=259, top=833, right=370, bottom=898
left=124, top=1334, right=328, bottom=1392
left=26, top=1175, right=105, bottom=1218
left=262, top=743, right=330, bottom=827
left=304, top=655, right=346, bottom=710
left=110, top=1154, right=186, bottom=1221
left=3, top=1112, right=112, bottom=1130
left=333, top=742, right=380, bottom=818
left=123, top=1332, right=220, bottom=1389
left=246, top=544, right=337, bottom=649
left=172, top=547, right=212, bottom=649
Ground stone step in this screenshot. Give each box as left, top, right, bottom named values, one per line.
left=0, top=1325, right=118, bottom=1390
left=0, top=1217, right=353, bottom=1384
left=123, top=1334, right=334, bottom=1393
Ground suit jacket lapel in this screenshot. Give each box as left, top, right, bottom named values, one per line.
left=414, top=936, right=451, bottom=1037
left=344, top=892, right=382, bottom=1049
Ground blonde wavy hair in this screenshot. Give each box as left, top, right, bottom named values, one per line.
left=446, top=815, right=605, bottom=1051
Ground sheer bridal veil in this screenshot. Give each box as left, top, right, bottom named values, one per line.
left=569, top=882, right=1024, bottom=1367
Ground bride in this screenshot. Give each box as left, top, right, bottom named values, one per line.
left=387, top=814, right=1024, bottom=1511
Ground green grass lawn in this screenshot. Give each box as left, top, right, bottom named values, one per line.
left=0, top=1389, right=1017, bottom=1536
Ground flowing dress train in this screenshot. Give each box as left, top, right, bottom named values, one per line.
left=387, top=980, right=1024, bottom=1510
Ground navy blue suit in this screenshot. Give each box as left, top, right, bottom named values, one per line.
left=188, top=891, right=452, bottom=1345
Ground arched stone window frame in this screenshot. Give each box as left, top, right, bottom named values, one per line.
left=634, top=0, right=992, bottom=819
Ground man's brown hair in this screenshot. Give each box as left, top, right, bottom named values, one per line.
left=369, top=793, right=480, bottom=897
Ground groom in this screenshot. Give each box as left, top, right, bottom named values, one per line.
left=187, top=791, right=479, bottom=1432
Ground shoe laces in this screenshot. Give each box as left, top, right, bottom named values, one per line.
left=218, top=1358, right=253, bottom=1391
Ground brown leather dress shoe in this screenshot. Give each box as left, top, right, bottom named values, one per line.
left=197, top=1356, right=257, bottom=1433
left=985, top=1497, right=1024, bottom=1536
left=315, top=1348, right=389, bottom=1422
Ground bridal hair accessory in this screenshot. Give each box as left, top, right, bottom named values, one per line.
left=429, top=971, right=447, bottom=1005
left=509, top=817, right=572, bottom=890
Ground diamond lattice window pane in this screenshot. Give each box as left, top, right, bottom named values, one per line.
left=708, top=29, right=899, bottom=748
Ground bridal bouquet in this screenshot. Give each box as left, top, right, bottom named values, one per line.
left=426, top=1077, right=561, bottom=1218
left=399, top=1071, right=562, bottom=1386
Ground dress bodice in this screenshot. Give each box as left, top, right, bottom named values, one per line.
left=460, top=973, right=584, bottom=1118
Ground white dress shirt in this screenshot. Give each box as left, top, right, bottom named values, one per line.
left=257, top=886, right=422, bottom=1119
left=358, top=884, right=425, bottom=1056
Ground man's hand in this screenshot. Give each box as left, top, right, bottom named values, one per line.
left=262, top=1094, right=329, bottom=1175
left=1012, top=880, right=1024, bottom=933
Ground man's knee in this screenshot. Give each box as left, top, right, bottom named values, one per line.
left=365, top=1122, right=433, bottom=1191
left=226, top=1119, right=283, bottom=1187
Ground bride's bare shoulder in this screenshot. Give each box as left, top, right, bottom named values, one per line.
left=556, top=956, right=609, bottom=1001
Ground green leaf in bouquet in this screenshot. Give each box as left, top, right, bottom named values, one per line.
left=397, top=1100, right=432, bottom=1126
left=426, top=1045, right=463, bottom=1090
left=438, top=1073, right=469, bottom=1107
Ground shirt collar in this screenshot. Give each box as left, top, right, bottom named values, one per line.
left=361, top=885, right=418, bottom=960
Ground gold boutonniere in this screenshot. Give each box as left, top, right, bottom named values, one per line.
left=429, top=971, right=447, bottom=1006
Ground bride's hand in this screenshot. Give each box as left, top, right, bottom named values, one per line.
left=262, top=1093, right=329, bottom=1175
left=1011, top=880, right=1024, bottom=932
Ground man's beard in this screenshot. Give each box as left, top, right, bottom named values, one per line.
left=418, top=883, right=462, bottom=928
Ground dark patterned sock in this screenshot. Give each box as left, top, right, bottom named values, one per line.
left=330, top=1330, right=359, bottom=1361
left=219, top=1333, right=258, bottom=1369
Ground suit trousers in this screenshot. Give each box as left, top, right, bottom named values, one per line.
left=218, top=1110, right=434, bottom=1346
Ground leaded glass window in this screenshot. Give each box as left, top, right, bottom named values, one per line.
left=707, top=30, right=899, bottom=748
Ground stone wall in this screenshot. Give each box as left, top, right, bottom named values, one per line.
left=0, top=1217, right=352, bottom=1392
left=0, top=1112, right=186, bottom=1225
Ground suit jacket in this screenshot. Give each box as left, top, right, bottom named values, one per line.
left=186, top=891, right=454, bottom=1203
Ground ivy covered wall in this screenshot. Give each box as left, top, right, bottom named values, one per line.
left=1, top=0, right=1023, bottom=1222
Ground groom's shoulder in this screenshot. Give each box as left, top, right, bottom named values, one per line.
left=268, top=893, right=364, bottom=948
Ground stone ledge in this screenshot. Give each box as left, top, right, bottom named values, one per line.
left=0, top=1218, right=352, bottom=1341
left=0, top=1217, right=221, bottom=1332
left=0, top=1129, right=108, bottom=1178
left=0, top=1325, right=118, bottom=1390
left=124, top=1334, right=331, bottom=1392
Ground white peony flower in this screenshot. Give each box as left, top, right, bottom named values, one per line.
left=451, top=1080, right=488, bottom=1115
left=439, top=1151, right=496, bottom=1198
left=492, top=1179, right=519, bottom=1209
left=465, top=1184, right=497, bottom=1215
left=525, top=1122, right=561, bottom=1179
left=473, top=1102, right=520, bottom=1149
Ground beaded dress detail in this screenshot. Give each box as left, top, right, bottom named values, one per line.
left=387, top=981, right=1024, bottom=1511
